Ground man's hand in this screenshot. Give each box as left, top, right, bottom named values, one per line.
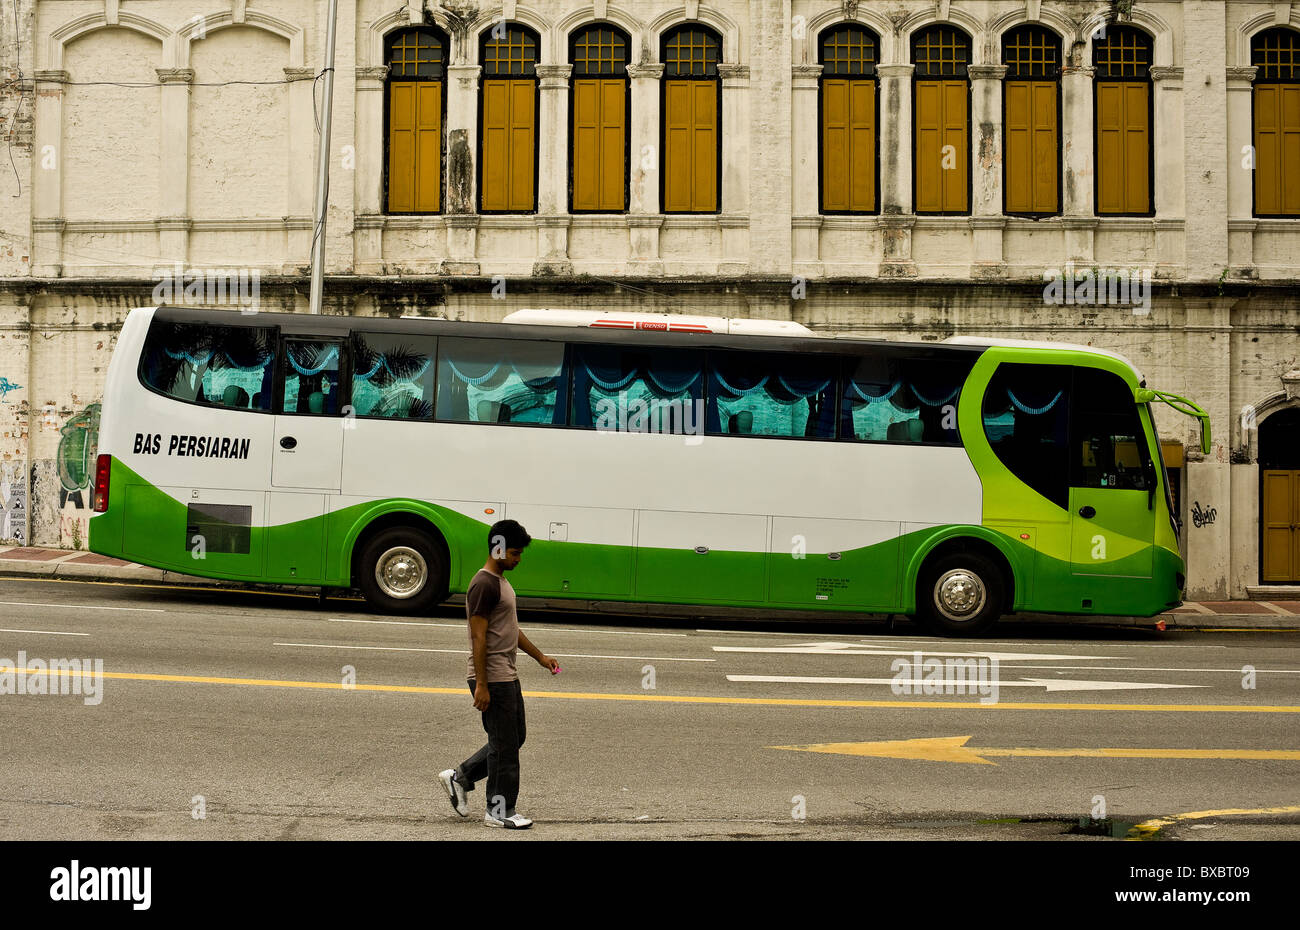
left=539, top=654, right=559, bottom=673
left=473, top=683, right=490, bottom=711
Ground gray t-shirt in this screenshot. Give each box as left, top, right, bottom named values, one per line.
left=465, top=569, right=519, bottom=683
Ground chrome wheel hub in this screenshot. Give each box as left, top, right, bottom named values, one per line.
left=376, top=546, right=427, bottom=599
left=934, top=569, right=986, bottom=621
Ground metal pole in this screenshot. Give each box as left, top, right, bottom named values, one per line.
left=308, top=0, right=340, bottom=315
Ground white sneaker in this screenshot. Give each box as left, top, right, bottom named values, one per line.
left=438, top=769, right=469, bottom=817
left=484, top=812, right=533, bottom=829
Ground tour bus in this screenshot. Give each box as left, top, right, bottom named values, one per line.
left=88, top=305, right=1210, bottom=636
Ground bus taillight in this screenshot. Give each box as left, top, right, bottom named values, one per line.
left=92, top=454, right=111, bottom=512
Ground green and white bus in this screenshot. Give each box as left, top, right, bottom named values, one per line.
left=89, top=305, right=1210, bottom=636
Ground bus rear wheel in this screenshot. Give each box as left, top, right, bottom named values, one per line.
left=357, top=527, right=448, bottom=615
left=914, top=552, right=1004, bottom=637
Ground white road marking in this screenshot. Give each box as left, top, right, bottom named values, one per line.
left=0, top=600, right=164, bottom=613
left=328, top=618, right=688, bottom=637
left=712, top=642, right=1117, bottom=661
left=726, top=675, right=1205, bottom=692
left=975, top=664, right=1300, bottom=675
left=0, top=627, right=90, bottom=636
left=276, top=643, right=712, bottom=661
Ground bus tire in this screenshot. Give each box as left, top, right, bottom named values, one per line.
left=357, top=527, right=448, bottom=615
left=914, top=551, right=1004, bottom=637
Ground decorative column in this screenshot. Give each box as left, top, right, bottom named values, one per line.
left=626, top=62, right=663, bottom=274
left=1225, top=66, right=1258, bottom=277
left=968, top=63, right=1007, bottom=277
left=534, top=63, right=573, bottom=275
left=1060, top=59, right=1095, bottom=264
left=155, top=68, right=193, bottom=267
left=31, top=70, right=68, bottom=277
left=353, top=65, right=388, bottom=272
left=1151, top=65, right=1186, bottom=276
left=717, top=63, right=751, bottom=274
left=876, top=63, right=916, bottom=275
left=444, top=62, right=481, bottom=274
left=791, top=63, right=823, bottom=273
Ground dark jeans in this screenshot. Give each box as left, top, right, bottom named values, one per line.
left=456, top=679, right=526, bottom=817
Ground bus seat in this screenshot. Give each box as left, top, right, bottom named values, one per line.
left=477, top=400, right=512, bottom=423
left=222, top=385, right=249, bottom=408
left=728, top=411, right=753, bottom=435
left=308, top=391, right=324, bottom=414
left=887, top=418, right=924, bottom=442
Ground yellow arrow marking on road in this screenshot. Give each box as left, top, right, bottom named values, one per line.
left=1126, top=806, right=1300, bottom=840
left=769, top=735, right=1300, bottom=766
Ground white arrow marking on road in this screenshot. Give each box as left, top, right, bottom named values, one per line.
left=712, top=642, right=1117, bottom=662
left=727, top=675, right=1205, bottom=691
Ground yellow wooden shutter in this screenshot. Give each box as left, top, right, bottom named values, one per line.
left=572, top=78, right=625, bottom=211
left=1097, top=81, right=1149, bottom=214
left=388, top=81, right=441, bottom=213
left=942, top=80, right=968, bottom=212
left=481, top=79, right=535, bottom=211
left=664, top=79, right=717, bottom=212
left=1255, top=84, right=1300, bottom=215
left=822, top=79, right=875, bottom=212
left=1005, top=81, right=1057, bottom=213
left=915, top=80, right=967, bottom=212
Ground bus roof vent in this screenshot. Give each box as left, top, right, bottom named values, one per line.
left=502, top=309, right=816, bottom=337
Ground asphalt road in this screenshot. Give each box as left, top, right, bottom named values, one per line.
left=1, top=576, right=1297, bottom=841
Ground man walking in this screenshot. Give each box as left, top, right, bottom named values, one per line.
left=439, top=519, right=558, bottom=829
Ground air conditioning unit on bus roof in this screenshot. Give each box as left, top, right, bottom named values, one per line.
left=502, top=308, right=816, bottom=337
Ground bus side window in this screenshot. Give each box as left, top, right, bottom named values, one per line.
left=841, top=354, right=973, bottom=445
left=981, top=362, right=1072, bottom=509
left=706, top=352, right=836, bottom=439
left=351, top=332, right=436, bottom=420
left=437, top=338, right=568, bottom=425
left=282, top=339, right=344, bottom=416
left=570, top=345, right=703, bottom=432
left=139, top=320, right=276, bottom=412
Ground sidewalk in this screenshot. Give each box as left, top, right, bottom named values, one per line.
left=1, top=545, right=1297, bottom=629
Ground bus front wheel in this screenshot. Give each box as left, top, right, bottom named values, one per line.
left=357, top=527, right=449, bottom=615
left=914, top=552, right=1004, bottom=637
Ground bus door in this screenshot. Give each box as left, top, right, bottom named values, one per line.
left=268, top=336, right=346, bottom=582
left=1068, top=368, right=1154, bottom=593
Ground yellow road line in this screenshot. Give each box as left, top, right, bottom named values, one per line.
left=1127, top=806, right=1300, bottom=840
left=2, top=666, right=1300, bottom=712
left=768, top=735, right=1300, bottom=765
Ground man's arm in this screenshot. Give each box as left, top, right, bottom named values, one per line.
left=517, top=630, right=558, bottom=672
left=470, top=614, right=490, bottom=709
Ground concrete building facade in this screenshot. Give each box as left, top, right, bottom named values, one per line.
left=0, top=0, right=1298, bottom=600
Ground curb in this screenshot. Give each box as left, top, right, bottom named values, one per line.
left=1, top=557, right=1298, bottom=630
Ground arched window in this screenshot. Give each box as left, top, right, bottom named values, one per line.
left=385, top=27, right=448, bottom=213
left=661, top=25, right=721, bottom=213
left=819, top=24, right=878, bottom=213
left=480, top=24, right=539, bottom=212
left=1252, top=28, right=1300, bottom=216
left=1093, top=25, right=1153, bottom=215
left=570, top=25, right=630, bottom=212
left=1002, top=25, right=1061, bottom=215
left=912, top=25, right=970, bottom=214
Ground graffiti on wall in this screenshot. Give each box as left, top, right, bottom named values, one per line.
left=55, top=404, right=100, bottom=549
left=0, top=462, right=27, bottom=545
left=0, top=378, right=23, bottom=402
left=1191, top=501, right=1218, bottom=528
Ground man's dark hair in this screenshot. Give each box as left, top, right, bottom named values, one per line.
left=488, top=519, right=532, bottom=553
